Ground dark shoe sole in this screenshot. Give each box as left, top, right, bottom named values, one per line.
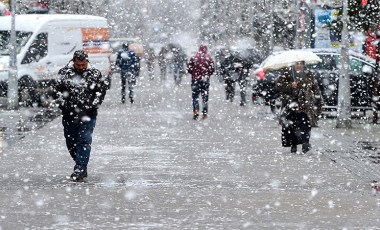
left=70, top=172, right=87, bottom=182
left=290, top=146, right=297, bottom=153
left=302, top=143, right=311, bottom=153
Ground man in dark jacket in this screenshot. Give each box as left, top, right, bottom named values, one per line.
left=55, top=50, right=108, bottom=182
left=219, top=50, right=242, bottom=104
left=116, top=43, right=139, bottom=104
left=187, top=44, right=215, bottom=120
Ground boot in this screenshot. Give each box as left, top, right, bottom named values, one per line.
left=70, top=169, right=87, bottom=182
left=291, top=145, right=297, bottom=153
left=302, top=142, right=311, bottom=153
left=193, top=110, right=199, bottom=120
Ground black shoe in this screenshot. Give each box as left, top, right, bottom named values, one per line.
left=130, top=97, right=134, bottom=104
left=193, top=110, right=199, bottom=120
left=302, top=143, right=311, bottom=153
left=291, top=145, right=297, bottom=153
left=70, top=170, right=87, bottom=182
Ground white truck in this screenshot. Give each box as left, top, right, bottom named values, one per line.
left=0, top=14, right=111, bottom=106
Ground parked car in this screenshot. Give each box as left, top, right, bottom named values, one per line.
left=252, top=48, right=377, bottom=117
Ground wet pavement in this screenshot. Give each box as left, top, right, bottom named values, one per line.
left=0, top=104, right=59, bottom=148
left=2, top=70, right=380, bottom=229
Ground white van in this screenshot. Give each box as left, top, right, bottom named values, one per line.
left=0, top=14, right=111, bottom=105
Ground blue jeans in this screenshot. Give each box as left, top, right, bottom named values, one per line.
left=191, top=79, right=210, bottom=114
left=62, top=116, right=97, bottom=174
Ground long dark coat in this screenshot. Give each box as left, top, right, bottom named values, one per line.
left=275, top=67, right=323, bottom=147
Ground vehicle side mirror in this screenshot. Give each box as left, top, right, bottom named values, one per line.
left=362, top=65, right=373, bottom=74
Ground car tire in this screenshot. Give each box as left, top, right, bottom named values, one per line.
left=18, top=76, right=38, bottom=107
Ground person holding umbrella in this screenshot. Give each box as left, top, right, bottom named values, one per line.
left=275, top=60, right=323, bottom=153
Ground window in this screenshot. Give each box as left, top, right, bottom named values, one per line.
left=349, top=57, right=366, bottom=74
left=308, top=54, right=338, bottom=71
left=21, top=32, right=48, bottom=64
left=0, top=31, right=32, bottom=55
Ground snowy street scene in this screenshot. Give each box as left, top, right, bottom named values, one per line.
left=2, top=0, right=380, bottom=229
left=1, top=67, right=380, bottom=229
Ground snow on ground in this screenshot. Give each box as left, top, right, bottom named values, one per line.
left=1, top=64, right=380, bottom=228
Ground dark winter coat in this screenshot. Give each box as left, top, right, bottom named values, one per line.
left=219, top=53, right=247, bottom=82
left=55, top=62, right=107, bottom=119
left=173, top=49, right=187, bottom=73
left=276, top=67, right=323, bottom=127
left=187, top=45, right=215, bottom=80
left=116, top=48, right=139, bottom=74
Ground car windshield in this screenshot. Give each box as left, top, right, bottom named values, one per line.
left=308, top=53, right=374, bottom=73
left=0, top=30, right=32, bottom=55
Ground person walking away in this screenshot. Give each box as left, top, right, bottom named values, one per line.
left=220, top=50, right=239, bottom=102
left=158, top=47, right=168, bottom=81
left=187, top=44, right=215, bottom=120
left=214, top=48, right=229, bottom=83
left=145, top=46, right=156, bottom=80
left=275, top=61, right=323, bottom=153
left=234, top=53, right=253, bottom=106
left=172, top=47, right=187, bottom=85
left=54, top=50, right=108, bottom=182
left=116, top=43, right=139, bottom=104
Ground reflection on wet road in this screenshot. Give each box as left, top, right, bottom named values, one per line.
left=0, top=107, right=60, bottom=150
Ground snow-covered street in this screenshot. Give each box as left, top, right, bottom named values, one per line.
left=1, top=66, right=380, bottom=229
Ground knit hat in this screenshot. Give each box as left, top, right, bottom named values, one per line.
left=73, top=50, right=88, bottom=61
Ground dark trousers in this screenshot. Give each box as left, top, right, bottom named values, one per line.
left=238, top=76, right=248, bottom=105
left=224, top=78, right=235, bottom=101
left=192, top=79, right=210, bottom=114
left=147, top=63, right=154, bottom=80
left=225, top=75, right=247, bottom=104
left=281, top=111, right=311, bottom=147
left=160, top=65, right=166, bottom=81
left=121, top=71, right=136, bottom=102
left=62, top=116, right=97, bottom=173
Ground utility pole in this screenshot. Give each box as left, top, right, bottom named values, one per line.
left=294, top=0, right=301, bottom=49
left=336, top=0, right=351, bottom=128
left=8, top=0, right=18, bottom=110
left=268, top=0, right=275, bottom=54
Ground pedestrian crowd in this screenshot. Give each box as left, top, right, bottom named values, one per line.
left=52, top=44, right=323, bottom=182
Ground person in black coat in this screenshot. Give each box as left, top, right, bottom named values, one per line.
left=275, top=61, right=322, bottom=153
left=54, top=50, right=108, bottom=182
left=116, top=43, right=139, bottom=104
left=219, top=50, right=237, bottom=102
